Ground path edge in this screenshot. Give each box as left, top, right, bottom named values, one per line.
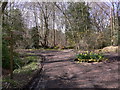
left=22, top=55, right=46, bottom=89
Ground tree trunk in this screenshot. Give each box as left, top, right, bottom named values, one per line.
left=53, top=4, right=56, bottom=47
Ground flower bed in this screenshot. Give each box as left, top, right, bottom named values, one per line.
left=75, top=51, right=108, bottom=63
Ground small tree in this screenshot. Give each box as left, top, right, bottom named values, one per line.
left=30, top=27, right=40, bottom=49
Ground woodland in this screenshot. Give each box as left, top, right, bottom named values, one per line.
left=1, top=1, right=120, bottom=89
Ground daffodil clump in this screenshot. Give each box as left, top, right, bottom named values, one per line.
left=76, top=51, right=107, bottom=63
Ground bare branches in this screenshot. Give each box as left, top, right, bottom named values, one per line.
left=94, top=2, right=110, bottom=17
left=54, top=3, right=72, bottom=29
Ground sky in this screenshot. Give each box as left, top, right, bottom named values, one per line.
left=5, top=0, right=119, bottom=33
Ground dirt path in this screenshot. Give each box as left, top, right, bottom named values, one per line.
left=27, top=49, right=119, bottom=89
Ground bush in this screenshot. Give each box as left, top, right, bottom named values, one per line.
left=2, top=40, right=23, bottom=70
left=101, top=46, right=118, bottom=53
left=13, top=54, right=23, bottom=70
left=75, top=51, right=107, bottom=63
left=2, top=40, right=10, bottom=69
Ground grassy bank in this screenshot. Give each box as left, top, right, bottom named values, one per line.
left=2, top=55, right=43, bottom=89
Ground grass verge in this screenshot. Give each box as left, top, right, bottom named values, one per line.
left=2, top=56, right=42, bottom=89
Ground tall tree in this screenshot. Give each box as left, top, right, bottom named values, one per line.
left=52, top=3, right=56, bottom=47
left=2, top=3, right=25, bottom=78
left=65, top=2, right=91, bottom=49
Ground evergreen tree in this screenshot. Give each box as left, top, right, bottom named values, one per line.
left=30, top=27, right=40, bottom=49
left=65, top=2, right=91, bottom=49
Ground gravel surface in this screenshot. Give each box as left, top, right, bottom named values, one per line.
left=26, top=49, right=119, bottom=89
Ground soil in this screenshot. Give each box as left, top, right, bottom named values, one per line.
left=24, top=49, right=119, bottom=89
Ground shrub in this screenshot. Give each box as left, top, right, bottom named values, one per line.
left=75, top=51, right=107, bottom=63
left=13, top=54, right=23, bottom=69
left=101, top=46, right=118, bottom=53
left=2, top=40, right=23, bottom=70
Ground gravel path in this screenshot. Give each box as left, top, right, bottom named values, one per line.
left=27, top=49, right=119, bottom=89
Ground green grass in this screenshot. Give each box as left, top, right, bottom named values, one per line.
left=2, top=55, right=41, bottom=89
left=21, top=56, right=39, bottom=65
left=13, top=62, right=39, bottom=74
left=2, top=62, right=40, bottom=88
left=2, top=77, right=19, bottom=87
